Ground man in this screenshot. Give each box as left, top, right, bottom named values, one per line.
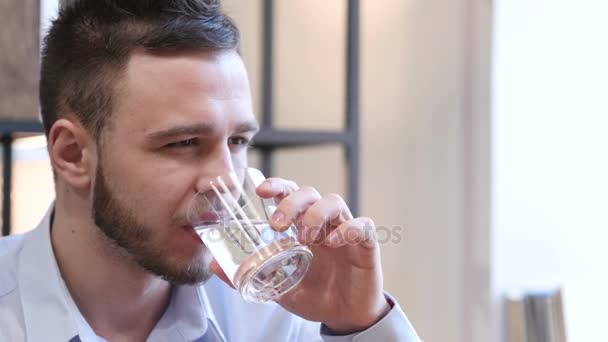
left=0, top=1, right=420, bottom=341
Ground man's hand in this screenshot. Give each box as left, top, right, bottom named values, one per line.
left=253, top=177, right=391, bottom=334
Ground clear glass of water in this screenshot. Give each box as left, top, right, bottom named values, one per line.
left=187, top=167, right=313, bottom=303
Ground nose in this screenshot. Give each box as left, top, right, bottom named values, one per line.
left=194, top=144, right=244, bottom=194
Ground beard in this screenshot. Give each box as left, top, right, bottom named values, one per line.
left=91, top=159, right=213, bottom=285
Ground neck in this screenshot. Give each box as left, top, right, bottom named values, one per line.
left=51, top=199, right=171, bottom=341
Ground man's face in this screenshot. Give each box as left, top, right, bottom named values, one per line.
left=91, top=50, right=258, bottom=284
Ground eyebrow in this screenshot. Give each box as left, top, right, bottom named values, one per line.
left=146, top=121, right=260, bottom=141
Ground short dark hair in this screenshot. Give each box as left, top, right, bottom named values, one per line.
left=40, top=0, right=240, bottom=138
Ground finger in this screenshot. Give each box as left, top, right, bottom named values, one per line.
left=298, top=193, right=353, bottom=244
left=211, top=259, right=235, bottom=289
left=270, top=186, right=321, bottom=232
left=256, top=177, right=299, bottom=201
left=324, top=217, right=377, bottom=249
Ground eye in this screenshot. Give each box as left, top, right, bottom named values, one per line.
left=166, top=138, right=199, bottom=148
left=228, top=136, right=251, bottom=148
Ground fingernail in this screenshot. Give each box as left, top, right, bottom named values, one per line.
left=266, top=179, right=278, bottom=192
left=272, top=211, right=286, bottom=227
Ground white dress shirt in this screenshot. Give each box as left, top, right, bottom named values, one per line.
left=0, top=206, right=420, bottom=341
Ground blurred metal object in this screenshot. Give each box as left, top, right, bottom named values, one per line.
left=0, top=0, right=43, bottom=236
left=1, top=136, right=14, bottom=237
left=505, top=288, right=567, bottom=342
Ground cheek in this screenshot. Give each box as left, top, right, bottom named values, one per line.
left=135, top=167, right=200, bottom=222
left=104, top=144, right=204, bottom=222
left=106, top=160, right=195, bottom=226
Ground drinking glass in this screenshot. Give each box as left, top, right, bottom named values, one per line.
left=187, top=167, right=313, bottom=303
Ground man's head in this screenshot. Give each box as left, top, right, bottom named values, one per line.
left=41, top=0, right=258, bottom=284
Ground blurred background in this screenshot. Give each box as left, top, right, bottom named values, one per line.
left=2, top=0, right=607, bottom=341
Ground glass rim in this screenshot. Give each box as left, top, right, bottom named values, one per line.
left=187, top=167, right=258, bottom=228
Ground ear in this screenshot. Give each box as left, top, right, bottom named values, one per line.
left=48, top=118, right=96, bottom=189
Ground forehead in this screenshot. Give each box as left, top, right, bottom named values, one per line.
left=111, top=49, right=254, bottom=137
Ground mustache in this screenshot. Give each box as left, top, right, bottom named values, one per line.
left=170, top=214, right=190, bottom=227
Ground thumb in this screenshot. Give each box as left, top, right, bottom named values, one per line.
left=211, top=259, right=235, bottom=289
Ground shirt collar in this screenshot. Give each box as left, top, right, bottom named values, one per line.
left=17, top=204, right=223, bottom=342
left=18, top=204, right=79, bottom=342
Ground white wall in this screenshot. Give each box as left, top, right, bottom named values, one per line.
left=41, top=0, right=59, bottom=40
left=493, top=1, right=608, bottom=341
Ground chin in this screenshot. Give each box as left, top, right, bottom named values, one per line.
left=154, top=249, right=214, bottom=285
